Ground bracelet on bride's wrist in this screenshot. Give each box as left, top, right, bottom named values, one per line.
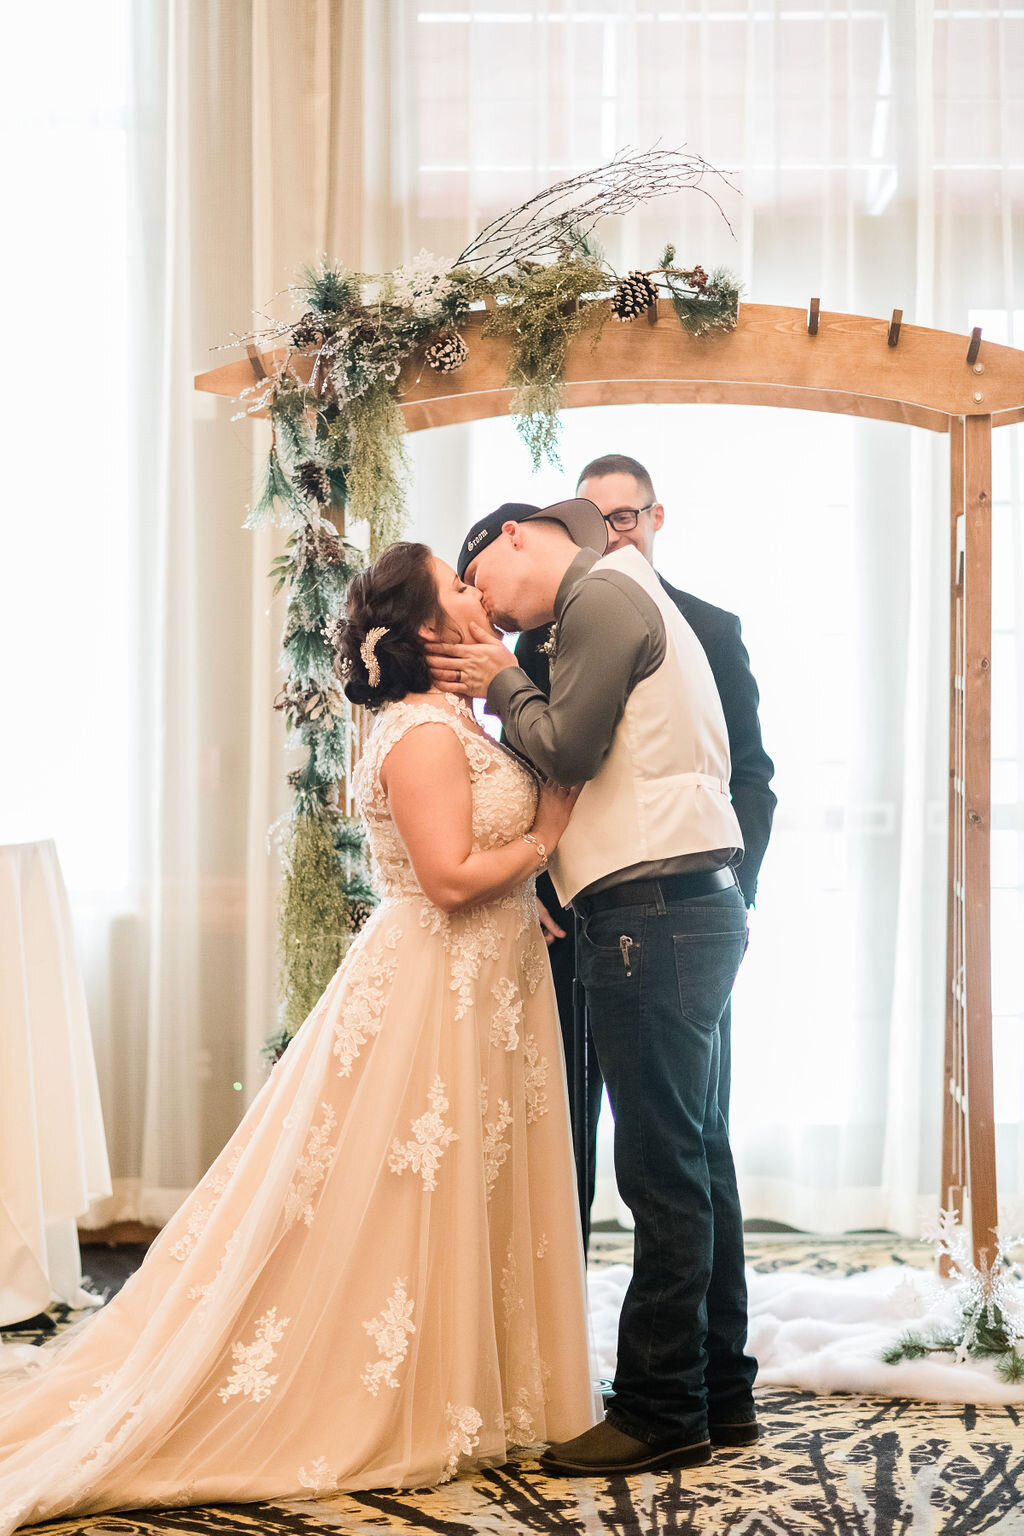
left=521, top=833, right=548, bottom=868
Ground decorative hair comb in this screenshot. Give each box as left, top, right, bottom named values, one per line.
left=360, top=626, right=389, bottom=687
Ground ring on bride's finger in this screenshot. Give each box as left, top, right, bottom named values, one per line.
left=456, top=668, right=461, bottom=683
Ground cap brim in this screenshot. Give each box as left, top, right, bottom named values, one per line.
left=532, top=498, right=608, bottom=557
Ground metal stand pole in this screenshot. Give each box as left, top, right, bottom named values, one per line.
left=571, top=913, right=590, bottom=1251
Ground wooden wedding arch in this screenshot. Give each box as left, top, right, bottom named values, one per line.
left=198, top=299, right=1024, bottom=1267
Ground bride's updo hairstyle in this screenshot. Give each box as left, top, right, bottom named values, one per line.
left=340, top=541, right=447, bottom=708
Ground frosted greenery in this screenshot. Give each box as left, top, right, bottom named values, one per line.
left=276, top=811, right=375, bottom=1046
left=484, top=257, right=611, bottom=469
left=344, top=381, right=411, bottom=556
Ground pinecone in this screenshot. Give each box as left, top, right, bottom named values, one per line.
left=291, top=311, right=326, bottom=349
left=296, top=460, right=331, bottom=504
left=611, top=271, right=659, bottom=322
left=424, top=331, right=469, bottom=374
left=347, top=896, right=376, bottom=931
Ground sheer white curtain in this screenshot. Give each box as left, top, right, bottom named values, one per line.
left=2, top=1, right=1020, bottom=1234
left=0, top=0, right=380, bottom=1224
left=393, top=0, right=1024, bottom=1232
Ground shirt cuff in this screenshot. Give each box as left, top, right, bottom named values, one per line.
left=485, top=664, right=534, bottom=719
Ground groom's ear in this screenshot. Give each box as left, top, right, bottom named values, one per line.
left=502, top=519, right=523, bottom=548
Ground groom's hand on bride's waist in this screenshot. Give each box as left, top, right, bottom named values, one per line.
left=426, top=622, right=518, bottom=699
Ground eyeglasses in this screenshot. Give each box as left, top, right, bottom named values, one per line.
left=602, top=502, right=656, bottom=532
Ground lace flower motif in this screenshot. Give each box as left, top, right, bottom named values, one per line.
left=389, top=1075, right=458, bottom=1192
left=490, top=976, right=522, bottom=1052
left=332, top=929, right=401, bottom=1076
left=441, top=1403, right=483, bottom=1481
left=482, top=1098, right=513, bottom=1200
left=521, top=936, right=547, bottom=995
left=168, top=1140, right=247, bottom=1262
left=503, top=1386, right=538, bottom=1446
left=62, top=1373, right=117, bottom=1427
left=297, top=1457, right=336, bottom=1494
left=361, top=1277, right=416, bottom=1396
left=217, top=1308, right=291, bottom=1404
left=523, top=1033, right=549, bottom=1124
left=285, top=1103, right=339, bottom=1225
left=501, top=1237, right=524, bottom=1325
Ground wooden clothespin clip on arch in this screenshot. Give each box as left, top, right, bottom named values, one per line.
left=888, top=309, right=903, bottom=347
left=246, top=343, right=268, bottom=382
left=807, top=297, right=820, bottom=335
left=966, top=327, right=982, bottom=366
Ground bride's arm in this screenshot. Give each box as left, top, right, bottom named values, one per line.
left=382, top=723, right=577, bottom=914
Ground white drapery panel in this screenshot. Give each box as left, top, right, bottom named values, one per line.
left=1, top=0, right=380, bottom=1225
left=0, top=1, right=1020, bottom=1230
left=395, top=0, right=1024, bottom=1232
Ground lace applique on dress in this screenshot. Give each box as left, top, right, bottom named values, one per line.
left=535, top=1232, right=549, bottom=1259
left=489, top=976, right=522, bottom=1052
left=441, top=1403, right=483, bottom=1482
left=74, top=1401, right=142, bottom=1475
left=388, top=1075, right=458, bottom=1192
left=332, top=927, right=401, bottom=1077
left=360, top=1277, right=416, bottom=1396
left=521, top=936, right=547, bottom=996
left=61, top=1373, right=117, bottom=1428
left=447, top=909, right=502, bottom=1020
left=482, top=1098, right=513, bottom=1199
left=500, top=1237, right=524, bottom=1325
left=168, top=1139, right=248, bottom=1262
left=297, top=1457, right=336, bottom=1494
left=522, top=1034, right=549, bottom=1124
left=217, top=1308, right=290, bottom=1404
left=502, top=1386, right=537, bottom=1446
left=187, top=1229, right=240, bottom=1309
left=285, top=1104, right=339, bottom=1226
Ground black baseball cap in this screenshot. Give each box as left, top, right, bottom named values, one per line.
left=456, top=498, right=608, bottom=579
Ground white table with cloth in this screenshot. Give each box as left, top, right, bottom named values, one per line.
left=0, top=839, right=111, bottom=1324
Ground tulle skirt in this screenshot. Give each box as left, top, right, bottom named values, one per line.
left=0, top=891, right=597, bottom=1533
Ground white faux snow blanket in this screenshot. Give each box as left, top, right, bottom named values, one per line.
left=588, top=1263, right=1024, bottom=1404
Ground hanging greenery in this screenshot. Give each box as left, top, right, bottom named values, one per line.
left=483, top=253, right=611, bottom=469
left=229, top=145, right=741, bottom=1059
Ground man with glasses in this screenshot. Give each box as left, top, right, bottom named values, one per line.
left=515, top=453, right=776, bottom=1246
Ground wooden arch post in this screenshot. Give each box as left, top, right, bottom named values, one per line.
left=197, top=301, right=1024, bottom=1266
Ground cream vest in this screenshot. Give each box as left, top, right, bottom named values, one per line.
left=548, top=546, right=742, bottom=905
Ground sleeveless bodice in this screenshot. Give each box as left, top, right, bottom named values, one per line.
left=354, top=694, right=540, bottom=903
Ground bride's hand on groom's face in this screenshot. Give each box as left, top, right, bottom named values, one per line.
left=425, top=622, right=517, bottom=699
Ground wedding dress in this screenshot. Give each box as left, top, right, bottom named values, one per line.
left=0, top=693, right=596, bottom=1533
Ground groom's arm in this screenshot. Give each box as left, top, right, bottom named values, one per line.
left=487, top=575, right=664, bottom=785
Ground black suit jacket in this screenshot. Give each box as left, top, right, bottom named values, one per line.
left=512, top=574, right=776, bottom=909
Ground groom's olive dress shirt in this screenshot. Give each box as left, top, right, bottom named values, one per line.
left=486, top=548, right=736, bottom=897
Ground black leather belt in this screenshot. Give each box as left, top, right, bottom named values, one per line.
left=574, top=865, right=737, bottom=915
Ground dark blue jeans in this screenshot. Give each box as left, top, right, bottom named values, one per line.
left=576, top=879, right=756, bottom=1447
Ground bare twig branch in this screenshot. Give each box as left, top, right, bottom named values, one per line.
left=455, top=146, right=737, bottom=277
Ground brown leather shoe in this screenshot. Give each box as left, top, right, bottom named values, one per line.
left=540, top=1419, right=712, bottom=1476
left=709, top=1420, right=760, bottom=1448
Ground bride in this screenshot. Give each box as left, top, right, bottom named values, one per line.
left=0, top=541, right=597, bottom=1533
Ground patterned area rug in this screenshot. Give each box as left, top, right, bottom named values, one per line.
left=10, top=1235, right=1024, bottom=1535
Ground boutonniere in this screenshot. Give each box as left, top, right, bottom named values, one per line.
left=540, top=624, right=559, bottom=666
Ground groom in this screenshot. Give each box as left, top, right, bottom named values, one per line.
left=428, top=499, right=757, bottom=1476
